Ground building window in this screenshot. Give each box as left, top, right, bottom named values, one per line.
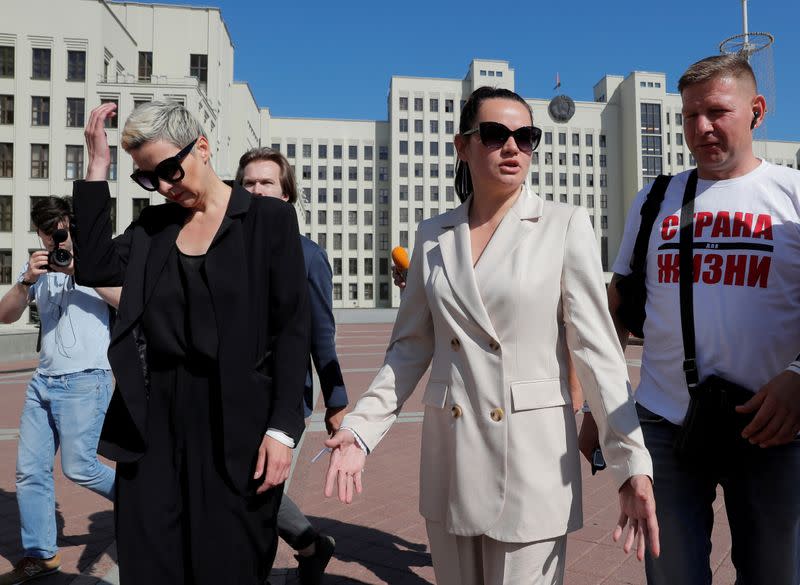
left=585, top=134, right=593, bottom=147
left=65, top=145, right=84, bottom=180
left=399, top=230, right=408, bottom=247
left=586, top=154, right=593, bottom=166
left=601, top=194, right=608, bottom=208
left=430, top=142, right=439, bottom=156
left=0, top=46, right=14, bottom=78
left=640, top=103, right=662, bottom=134
left=399, top=141, right=408, bottom=155
left=66, top=98, right=85, bottom=127
left=317, top=210, right=327, bottom=225
left=332, top=189, right=342, bottom=204
left=0, top=250, right=11, bottom=284
left=399, top=96, right=408, bottom=111
left=399, top=162, right=408, bottom=178
left=378, top=210, right=388, bottom=226
left=189, top=54, right=208, bottom=90
left=333, top=283, right=342, bottom=300
left=345, top=188, right=355, bottom=203
left=32, top=48, right=51, bottom=80
left=348, top=258, right=358, bottom=276
left=333, top=166, right=342, bottom=180
left=364, top=167, right=373, bottom=181
left=332, top=258, right=341, bottom=276
left=414, top=163, right=423, bottom=178
left=676, top=133, right=684, bottom=146
left=363, top=210, right=373, bottom=225
left=430, top=98, right=439, bottom=112
left=586, top=174, right=594, bottom=187
left=101, top=99, right=118, bottom=128
left=138, top=52, right=153, bottom=82
left=399, top=207, right=408, bottom=222
left=348, top=234, right=358, bottom=252
left=545, top=193, right=553, bottom=201
left=600, top=174, right=607, bottom=187
left=378, top=189, right=388, bottom=203
left=379, top=282, right=389, bottom=301
left=430, top=164, right=439, bottom=178
left=348, top=166, right=357, bottom=180
left=545, top=172, right=553, bottom=186
left=0, top=95, right=12, bottom=125
left=0, top=196, right=11, bottom=232
left=331, top=144, right=342, bottom=159
left=364, top=145, right=373, bottom=160
left=545, top=132, right=553, bottom=145
left=560, top=193, right=568, bottom=203
left=364, top=233, right=373, bottom=250
left=364, top=188, right=373, bottom=204
left=445, top=120, right=454, bottom=134
left=558, top=132, right=566, bottom=146
left=379, top=233, right=389, bottom=251
left=572, top=133, right=580, bottom=146
left=675, top=113, right=683, bottom=125
left=430, top=120, right=439, bottom=134
left=599, top=135, right=607, bottom=148
left=302, top=165, right=311, bottom=180
left=379, top=166, right=388, bottom=182
left=414, top=97, right=423, bottom=112
left=108, top=146, right=118, bottom=181
left=132, top=197, right=150, bottom=219
left=318, top=233, right=327, bottom=249
left=414, top=185, right=423, bottom=200
left=445, top=143, right=454, bottom=156
left=599, top=154, right=607, bottom=167
left=399, top=185, right=408, bottom=201
left=317, top=188, right=327, bottom=203
left=349, top=283, right=358, bottom=301
left=31, top=144, right=48, bottom=178
left=414, top=208, right=423, bottom=223
left=333, top=233, right=342, bottom=250
left=573, top=194, right=581, bottom=206
left=379, top=146, right=388, bottom=160
left=559, top=173, right=567, bottom=187
left=677, top=153, right=684, bottom=165
left=414, top=141, right=423, bottom=156
left=379, top=258, right=389, bottom=275
left=348, top=211, right=357, bottom=226
left=545, top=152, right=552, bottom=165
left=572, top=153, right=580, bottom=166
left=318, top=166, right=327, bottom=180
left=601, top=215, right=608, bottom=229
left=0, top=143, right=11, bottom=178
left=67, top=50, right=86, bottom=81
left=287, top=143, right=296, bottom=158
left=573, top=173, right=580, bottom=187
left=31, top=96, right=49, bottom=126
left=399, top=119, right=408, bottom=132
left=364, top=283, right=373, bottom=300
left=445, top=99, right=454, bottom=113
left=446, top=163, right=454, bottom=178
left=301, top=144, right=311, bottom=158
left=558, top=153, right=566, bottom=166
left=587, top=194, right=594, bottom=208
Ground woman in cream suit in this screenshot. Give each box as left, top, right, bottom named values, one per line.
left=325, top=87, right=659, bottom=584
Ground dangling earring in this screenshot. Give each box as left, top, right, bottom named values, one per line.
left=460, top=164, right=471, bottom=197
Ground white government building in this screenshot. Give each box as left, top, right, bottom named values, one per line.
left=2, top=0, right=798, bottom=320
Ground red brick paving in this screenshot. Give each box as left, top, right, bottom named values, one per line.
left=0, top=324, right=737, bottom=584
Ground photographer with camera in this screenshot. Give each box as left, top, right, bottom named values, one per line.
left=0, top=197, right=119, bottom=585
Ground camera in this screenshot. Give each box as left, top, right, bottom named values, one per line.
left=47, top=229, right=73, bottom=269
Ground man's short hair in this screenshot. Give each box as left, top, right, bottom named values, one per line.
left=121, top=101, right=206, bottom=152
left=678, top=55, right=758, bottom=94
left=235, top=147, right=298, bottom=204
left=31, top=197, right=72, bottom=235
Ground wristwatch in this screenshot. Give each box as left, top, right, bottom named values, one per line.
left=16, top=274, right=35, bottom=287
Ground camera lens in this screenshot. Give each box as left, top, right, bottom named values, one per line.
left=48, top=248, right=72, bottom=268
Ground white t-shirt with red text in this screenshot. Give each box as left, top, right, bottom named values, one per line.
left=613, top=161, right=800, bottom=424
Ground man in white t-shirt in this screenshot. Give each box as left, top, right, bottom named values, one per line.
left=581, top=55, right=800, bottom=584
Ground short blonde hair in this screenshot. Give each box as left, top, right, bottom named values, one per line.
left=678, top=55, right=757, bottom=94
left=121, top=101, right=206, bottom=151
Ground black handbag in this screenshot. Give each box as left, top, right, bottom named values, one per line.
left=672, top=170, right=757, bottom=469
left=616, top=175, right=672, bottom=338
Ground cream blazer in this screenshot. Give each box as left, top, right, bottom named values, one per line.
left=342, top=186, right=653, bottom=543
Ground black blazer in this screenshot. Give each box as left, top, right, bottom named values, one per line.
left=71, top=181, right=310, bottom=494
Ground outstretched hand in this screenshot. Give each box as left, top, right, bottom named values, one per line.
left=738, top=370, right=800, bottom=447
left=84, top=102, right=117, bottom=181
left=323, top=430, right=366, bottom=504
left=615, top=475, right=660, bottom=561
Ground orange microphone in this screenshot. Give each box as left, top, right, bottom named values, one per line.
left=391, top=246, right=410, bottom=273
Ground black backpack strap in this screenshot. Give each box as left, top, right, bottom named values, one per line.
left=629, top=174, right=672, bottom=275
left=678, top=170, right=700, bottom=388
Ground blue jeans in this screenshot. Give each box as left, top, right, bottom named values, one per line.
left=637, top=403, right=800, bottom=585
left=16, top=370, right=115, bottom=559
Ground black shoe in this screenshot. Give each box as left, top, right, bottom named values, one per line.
left=296, top=534, right=335, bottom=585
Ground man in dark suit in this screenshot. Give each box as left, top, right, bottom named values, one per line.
left=237, top=147, right=347, bottom=585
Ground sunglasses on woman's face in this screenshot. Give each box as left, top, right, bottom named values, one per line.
left=462, top=122, right=542, bottom=154
left=130, top=139, right=198, bottom=191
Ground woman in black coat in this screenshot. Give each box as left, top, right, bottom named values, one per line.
left=73, top=101, right=310, bottom=585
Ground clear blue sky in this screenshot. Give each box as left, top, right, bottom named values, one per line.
left=154, top=0, right=798, bottom=141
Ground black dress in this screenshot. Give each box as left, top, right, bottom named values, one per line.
left=114, top=247, right=280, bottom=585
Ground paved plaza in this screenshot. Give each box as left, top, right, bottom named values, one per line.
left=0, top=324, right=737, bottom=584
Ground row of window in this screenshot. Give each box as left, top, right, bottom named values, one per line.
left=531, top=152, right=607, bottom=167
left=308, top=187, right=389, bottom=205
left=308, top=209, right=375, bottom=226
left=544, top=132, right=607, bottom=148
left=0, top=96, right=120, bottom=128
left=273, top=143, right=382, bottom=162
left=398, top=119, right=456, bottom=134
left=398, top=97, right=456, bottom=113
left=399, top=162, right=454, bottom=179
left=532, top=172, right=609, bottom=188
left=397, top=185, right=456, bottom=202
left=0, top=46, right=85, bottom=81
left=479, top=69, right=505, bottom=78
left=0, top=143, right=119, bottom=181
left=332, top=281, right=389, bottom=302
left=0, top=195, right=150, bottom=234
left=299, top=166, right=381, bottom=182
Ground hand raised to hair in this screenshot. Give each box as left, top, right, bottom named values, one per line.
left=84, top=102, right=117, bottom=181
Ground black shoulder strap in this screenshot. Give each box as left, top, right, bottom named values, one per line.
left=629, top=175, right=672, bottom=276
left=678, top=170, right=700, bottom=388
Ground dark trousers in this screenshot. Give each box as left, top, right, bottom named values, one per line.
left=115, top=364, right=281, bottom=585
left=637, top=403, right=800, bottom=585
left=277, top=495, right=317, bottom=551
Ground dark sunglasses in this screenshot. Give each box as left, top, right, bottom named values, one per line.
left=130, top=139, right=198, bottom=191
left=462, top=122, right=542, bottom=154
